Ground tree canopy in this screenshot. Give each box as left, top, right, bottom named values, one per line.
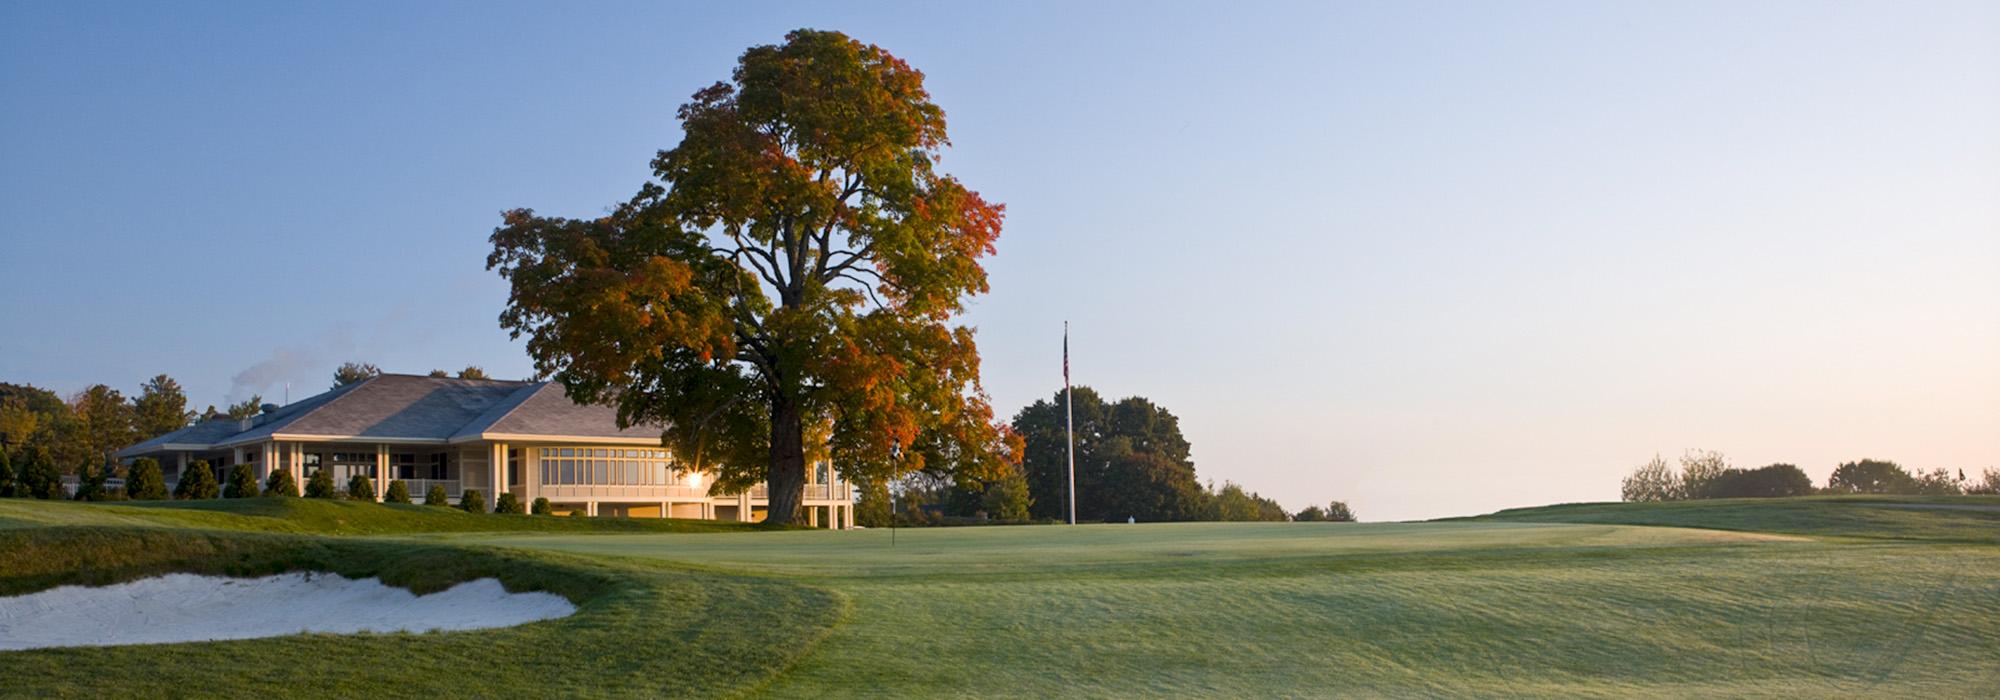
left=1826, top=459, right=1917, bottom=494
left=132, top=374, right=194, bottom=439
left=1012, top=387, right=1210, bottom=522
left=332, top=362, right=380, bottom=389
left=487, top=29, right=1014, bottom=524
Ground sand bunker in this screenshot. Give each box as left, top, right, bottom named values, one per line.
left=0, top=572, right=575, bottom=651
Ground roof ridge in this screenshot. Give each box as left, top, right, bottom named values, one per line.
left=375, top=372, right=533, bottom=384
left=221, top=374, right=379, bottom=444
left=448, top=380, right=550, bottom=440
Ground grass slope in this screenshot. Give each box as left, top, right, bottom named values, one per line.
left=0, top=497, right=756, bottom=535
left=475, top=504, right=2000, bottom=698
left=2, top=497, right=1997, bottom=698
left=0, top=525, right=842, bottom=699
left=1465, top=495, right=2000, bottom=544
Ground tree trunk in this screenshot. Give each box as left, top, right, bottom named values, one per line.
left=764, top=393, right=808, bottom=525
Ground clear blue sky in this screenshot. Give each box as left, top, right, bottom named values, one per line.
left=4, top=1, right=1996, bottom=520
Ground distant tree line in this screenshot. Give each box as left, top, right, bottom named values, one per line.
left=0, top=362, right=496, bottom=500
left=856, top=387, right=1355, bottom=525
left=1621, top=449, right=1997, bottom=502
left=1, top=375, right=195, bottom=498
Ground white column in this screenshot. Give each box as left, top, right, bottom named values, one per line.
left=739, top=492, right=752, bottom=522
left=586, top=501, right=598, bottom=517
left=291, top=443, right=305, bottom=495
left=375, top=444, right=388, bottom=501
left=808, top=506, right=819, bottom=528
left=488, top=442, right=507, bottom=511
left=522, top=447, right=537, bottom=508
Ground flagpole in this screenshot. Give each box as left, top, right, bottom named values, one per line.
left=1065, top=321, right=1076, bottom=525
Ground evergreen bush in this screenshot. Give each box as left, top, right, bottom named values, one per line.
left=458, top=489, right=486, bottom=514
left=126, top=458, right=169, bottom=500
left=532, top=497, right=552, bottom=515
left=173, top=459, right=219, bottom=500
left=264, top=469, right=298, bottom=497
left=346, top=474, right=376, bottom=502
left=384, top=479, right=412, bottom=504
left=495, top=492, right=523, bottom=514
left=223, top=464, right=259, bottom=498
left=72, top=465, right=110, bottom=501
left=424, top=484, right=449, bottom=506
left=304, top=468, right=338, bottom=499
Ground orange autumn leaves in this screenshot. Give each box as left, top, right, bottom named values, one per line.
left=487, top=29, right=1017, bottom=516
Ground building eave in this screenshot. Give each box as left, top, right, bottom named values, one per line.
left=452, top=432, right=666, bottom=446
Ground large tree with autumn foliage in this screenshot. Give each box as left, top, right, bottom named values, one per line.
left=488, top=29, right=1017, bottom=524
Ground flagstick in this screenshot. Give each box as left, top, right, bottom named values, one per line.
left=1065, top=321, right=1076, bottom=525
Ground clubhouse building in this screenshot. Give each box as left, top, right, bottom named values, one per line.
left=114, top=374, right=854, bottom=528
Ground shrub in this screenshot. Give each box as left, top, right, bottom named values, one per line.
left=72, top=465, right=110, bottom=501
left=854, top=477, right=893, bottom=527
left=495, top=492, right=524, bottom=514
left=1968, top=468, right=2000, bottom=496
left=264, top=469, right=298, bottom=497
left=1678, top=450, right=1731, bottom=500
left=459, top=489, right=486, bottom=514
left=304, top=468, right=339, bottom=499
left=424, top=484, right=449, bottom=506
left=223, top=464, right=259, bottom=498
left=384, top=479, right=412, bottom=503
left=532, top=497, right=552, bottom=515
left=1912, top=468, right=1963, bottom=496
left=1295, top=501, right=1357, bottom=522
left=1704, top=463, right=1814, bottom=499
left=173, top=460, right=219, bottom=500
left=1621, top=455, right=1682, bottom=502
left=980, top=467, right=1033, bottom=522
left=1325, top=501, right=1356, bottom=522
left=126, top=458, right=169, bottom=500
left=346, top=474, right=376, bottom=502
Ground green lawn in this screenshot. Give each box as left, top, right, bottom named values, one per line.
left=2, top=497, right=1998, bottom=698
left=0, top=497, right=757, bottom=535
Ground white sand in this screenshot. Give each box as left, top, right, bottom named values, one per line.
left=0, top=572, right=576, bottom=650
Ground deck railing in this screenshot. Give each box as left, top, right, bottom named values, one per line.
left=398, top=479, right=460, bottom=498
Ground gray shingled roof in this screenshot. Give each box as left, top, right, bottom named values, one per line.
left=114, top=416, right=258, bottom=457
left=473, top=383, right=661, bottom=440
left=116, top=374, right=664, bottom=457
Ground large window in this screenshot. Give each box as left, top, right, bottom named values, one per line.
left=387, top=453, right=446, bottom=480
left=538, top=447, right=676, bottom=487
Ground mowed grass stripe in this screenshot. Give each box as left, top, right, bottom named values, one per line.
left=2, top=498, right=1997, bottom=697
left=472, top=518, right=2000, bottom=698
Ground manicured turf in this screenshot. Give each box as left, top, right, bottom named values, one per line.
left=1464, top=494, right=2000, bottom=544
left=475, top=520, right=2000, bottom=698
left=0, top=497, right=755, bottom=535
left=2, top=496, right=1997, bottom=697
left=0, top=524, right=840, bottom=699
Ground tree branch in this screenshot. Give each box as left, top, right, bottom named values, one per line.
left=835, top=271, right=889, bottom=309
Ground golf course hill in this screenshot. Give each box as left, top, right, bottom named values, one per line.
left=2, top=494, right=1996, bottom=698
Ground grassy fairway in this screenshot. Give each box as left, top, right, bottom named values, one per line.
left=0, top=497, right=756, bottom=535
left=2, top=498, right=1997, bottom=697
left=476, top=521, right=2000, bottom=698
